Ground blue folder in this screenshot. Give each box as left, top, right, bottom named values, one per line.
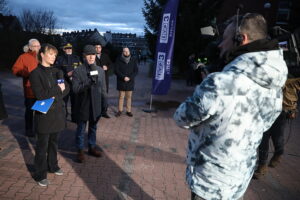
left=31, top=98, right=54, bottom=114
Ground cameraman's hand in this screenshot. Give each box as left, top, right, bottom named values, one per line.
left=58, top=83, right=65, bottom=92
left=201, top=71, right=207, bottom=79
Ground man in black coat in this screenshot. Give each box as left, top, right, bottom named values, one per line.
left=55, top=43, right=82, bottom=119
left=72, top=45, right=107, bottom=163
left=95, top=43, right=112, bottom=118
left=114, top=47, right=138, bottom=117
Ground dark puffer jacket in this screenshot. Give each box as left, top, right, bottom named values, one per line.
left=114, top=56, right=138, bottom=91
left=29, top=65, right=69, bottom=134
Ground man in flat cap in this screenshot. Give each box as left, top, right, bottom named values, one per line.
left=55, top=43, right=81, bottom=119
left=72, top=45, right=107, bottom=163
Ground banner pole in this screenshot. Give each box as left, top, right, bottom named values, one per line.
left=149, top=94, right=153, bottom=110
left=143, top=94, right=156, bottom=113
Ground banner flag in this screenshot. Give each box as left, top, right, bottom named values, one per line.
left=151, top=0, right=180, bottom=95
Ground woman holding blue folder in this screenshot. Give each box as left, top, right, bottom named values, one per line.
left=29, top=44, right=69, bottom=187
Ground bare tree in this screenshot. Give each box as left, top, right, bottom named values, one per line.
left=0, top=0, right=10, bottom=14
left=19, top=8, right=57, bottom=34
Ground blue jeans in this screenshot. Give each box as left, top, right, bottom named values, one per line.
left=76, top=118, right=99, bottom=150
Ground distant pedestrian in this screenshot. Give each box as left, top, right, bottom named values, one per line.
left=29, top=43, right=69, bottom=187
left=95, top=43, right=112, bottom=118
left=72, top=45, right=107, bottom=163
left=186, top=53, right=196, bottom=86
left=55, top=43, right=81, bottom=119
left=114, top=47, right=138, bottom=117
left=12, top=38, right=40, bottom=137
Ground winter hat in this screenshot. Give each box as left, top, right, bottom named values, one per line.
left=83, top=45, right=97, bottom=55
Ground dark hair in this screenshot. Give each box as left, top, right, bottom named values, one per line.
left=94, top=43, right=102, bottom=47
left=231, top=13, right=268, bottom=42
left=37, top=43, right=58, bottom=63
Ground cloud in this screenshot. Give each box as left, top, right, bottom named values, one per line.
left=8, top=0, right=145, bottom=35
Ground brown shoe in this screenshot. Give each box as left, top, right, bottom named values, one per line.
left=253, top=164, right=268, bottom=179
left=269, top=154, right=282, bottom=168
left=88, top=147, right=101, bottom=157
left=77, top=150, right=85, bottom=163
left=115, top=111, right=122, bottom=117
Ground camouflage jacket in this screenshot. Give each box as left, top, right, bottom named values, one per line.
left=174, top=50, right=287, bottom=200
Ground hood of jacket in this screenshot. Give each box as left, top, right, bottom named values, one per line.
left=223, top=40, right=288, bottom=89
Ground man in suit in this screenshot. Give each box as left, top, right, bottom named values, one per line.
left=95, top=43, right=112, bottom=118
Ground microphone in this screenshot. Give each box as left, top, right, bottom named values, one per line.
left=89, top=64, right=99, bottom=76
left=57, top=70, right=64, bottom=84
left=89, top=64, right=98, bottom=84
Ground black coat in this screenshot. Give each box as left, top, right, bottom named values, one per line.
left=29, top=65, right=69, bottom=134
left=55, top=54, right=81, bottom=83
left=72, top=63, right=107, bottom=122
left=0, top=83, right=8, bottom=120
left=95, top=53, right=112, bottom=92
left=114, top=56, right=138, bottom=91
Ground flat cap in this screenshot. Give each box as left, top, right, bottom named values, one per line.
left=83, top=45, right=97, bottom=55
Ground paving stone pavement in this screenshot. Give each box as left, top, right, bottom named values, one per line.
left=0, top=62, right=300, bottom=200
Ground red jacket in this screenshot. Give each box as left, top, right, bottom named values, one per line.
left=12, top=51, right=38, bottom=98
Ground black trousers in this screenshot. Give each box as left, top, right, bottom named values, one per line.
left=63, top=90, right=75, bottom=117
left=34, top=132, right=60, bottom=181
left=0, top=84, right=7, bottom=120
left=258, top=111, right=287, bottom=165
left=24, top=98, right=35, bottom=134
left=101, top=95, right=108, bottom=114
left=191, top=192, right=244, bottom=200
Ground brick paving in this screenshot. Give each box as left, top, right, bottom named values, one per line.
left=0, top=62, right=300, bottom=200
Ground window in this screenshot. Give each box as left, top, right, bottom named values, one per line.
left=276, top=0, right=291, bottom=25
left=276, top=9, right=290, bottom=25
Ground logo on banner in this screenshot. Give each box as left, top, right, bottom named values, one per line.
left=159, top=13, right=171, bottom=44
left=155, top=52, right=165, bottom=80
left=166, top=59, right=171, bottom=75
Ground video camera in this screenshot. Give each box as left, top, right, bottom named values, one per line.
left=272, top=26, right=300, bottom=77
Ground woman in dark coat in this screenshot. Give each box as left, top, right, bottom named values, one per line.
left=29, top=44, right=69, bottom=187
left=114, top=47, right=138, bottom=117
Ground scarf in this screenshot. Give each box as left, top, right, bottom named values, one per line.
left=121, top=54, right=131, bottom=64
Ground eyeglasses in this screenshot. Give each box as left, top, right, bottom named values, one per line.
left=31, top=45, right=41, bottom=48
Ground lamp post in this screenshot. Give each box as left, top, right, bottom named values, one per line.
left=264, top=2, right=272, bottom=26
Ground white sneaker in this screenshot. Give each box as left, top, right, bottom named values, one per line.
left=38, top=179, right=50, bottom=187
left=54, top=169, right=64, bottom=176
